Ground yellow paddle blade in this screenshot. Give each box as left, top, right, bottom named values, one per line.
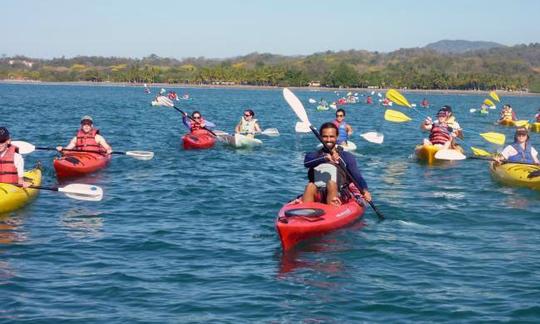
left=384, top=109, right=412, bottom=123
left=480, top=132, right=505, bottom=145
left=386, top=89, right=412, bottom=108
left=483, top=99, right=495, bottom=107
left=489, top=91, right=500, bottom=102
left=471, top=146, right=492, bottom=157
left=514, top=120, right=529, bottom=127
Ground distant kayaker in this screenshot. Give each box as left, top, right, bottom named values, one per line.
left=421, top=98, right=429, bottom=108
left=421, top=110, right=458, bottom=149
left=302, top=122, right=371, bottom=206
left=0, top=127, right=30, bottom=187
left=332, top=109, right=353, bottom=145
left=535, top=108, right=540, bottom=122
left=235, top=109, right=261, bottom=136
left=366, top=96, right=373, bottom=104
left=182, top=111, right=215, bottom=133
left=56, top=116, right=112, bottom=155
left=495, top=127, right=539, bottom=165
left=498, top=104, right=517, bottom=123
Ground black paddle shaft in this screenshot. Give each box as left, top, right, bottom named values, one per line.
left=309, top=125, right=385, bottom=220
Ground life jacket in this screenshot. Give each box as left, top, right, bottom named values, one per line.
left=366, top=97, right=372, bottom=104
left=421, top=100, right=428, bottom=107
left=189, top=118, right=206, bottom=132
left=0, top=145, right=20, bottom=184
left=333, top=120, right=349, bottom=144
left=429, top=122, right=452, bottom=145
left=535, top=113, right=540, bottom=123
left=75, top=128, right=106, bottom=153
left=168, top=92, right=177, bottom=100
left=501, top=108, right=513, bottom=121
left=508, top=142, right=534, bottom=164
left=239, top=117, right=258, bottom=134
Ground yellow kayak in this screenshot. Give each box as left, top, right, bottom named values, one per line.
left=489, top=162, right=540, bottom=191
left=0, top=167, right=42, bottom=214
left=498, top=119, right=515, bottom=127
left=530, top=122, right=540, bottom=133
left=414, top=144, right=463, bottom=165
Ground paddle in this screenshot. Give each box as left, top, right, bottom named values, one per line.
left=383, top=109, right=506, bottom=145
left=12, top=141, right=154, bottom=160
left=360, top=132, right=384, bottom=144
left=489, top=91, right=500, bottom=102
left=16, top=183, right=104, bottom=201
left=283, top=88, right=385, bottom=220
left=156, top=96, right=218, bottom=137
left=216, top=128, right=280, bottom=137
left=386, top=89, right=412, bottom=108
left=483, top=99, right=496, bottom=108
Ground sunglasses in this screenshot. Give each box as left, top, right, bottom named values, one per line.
left=193, top=116, right=201, bottom=119
left=517, top=133, right=527, bottom=136
left=244, top=114, right=251, bottom=117
left=336, top=114, right=344, bottom=117
left=0, top=140, right=8, bottom=144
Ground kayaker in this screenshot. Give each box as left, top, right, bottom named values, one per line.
left=302, top=122, right=371, bottom=206
left=495, top=127, right=540, bottom=165
left=535, top=108, right=540, bottom=123
left=421, top=110, right=457, bottom=149
left=234, top=109, right=261, bottom=136
left=421, top=98, right=429, bottom=108
left=0, top=127, right=30, bottom=187
left=56, top=116, right=113, bottom=155
left=498, top=104, right=517, bottom=123
left=332, top=108, right=353, bottom=145
left=182, top=111, right=216, bottom=133
left=440, top=105, right=463, bottom=139
left=366, top=96, right=373, bottom=104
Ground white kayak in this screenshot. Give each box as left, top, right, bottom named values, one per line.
left=317, top=141, right=357, bottom=152
left=223, top=134, right=262, bottom=148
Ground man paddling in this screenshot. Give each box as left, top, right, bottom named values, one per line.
left=495, top=127, right=540, bottom=165
left=56, top=116, right=112, bottom=155
left=0, top=127, right=30, bottom=187
left=302, top=122, right=371, bottom=206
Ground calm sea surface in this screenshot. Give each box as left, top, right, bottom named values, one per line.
left=1, top=83, right=539, bottom=323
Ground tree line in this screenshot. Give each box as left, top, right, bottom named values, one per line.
left=1, top=43, right=539, bottom=92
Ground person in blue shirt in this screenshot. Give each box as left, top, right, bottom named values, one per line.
left=302, top=122, right=371, bottom=206
left=181, top=111, right=216, bottom=133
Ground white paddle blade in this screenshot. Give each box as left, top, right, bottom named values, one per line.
left=360, top=132, right=384, bottom=144
left=469, top=108, right=477, bottom=113
left=295, top=122, right=311, bottom=133
left=261, top=128, right=280, bottom=136
left=434, top=149, right=467, bottom=161
left=11, top=141, right=36, bottom=154
left=283, top=88, right=310, bottom=125
left=308, top=98, right=317, bottom=104
left=156, top=96, right=174, bottom=107
left=126, top=151, right=154, bottom=160
left=212, top=130, right=230, bottom=136
left=59, top=184, right=103, bottom=201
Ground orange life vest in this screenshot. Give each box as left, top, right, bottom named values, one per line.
left=0, top=145, right=20, bottom=184
left=75, top=129, right=105, bottom=153
left=190, top=118, right=206, bottom=132
left=429, top=123, right=451, bottom=145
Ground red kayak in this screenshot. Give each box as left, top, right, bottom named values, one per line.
left=53, top=151, right=111, bottom=178
left=276, top=198, right=365, bottom=251
left=182, top=129, right=216, bottom=149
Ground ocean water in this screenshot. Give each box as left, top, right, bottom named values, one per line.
left=1, top=83, right=539, bottom=323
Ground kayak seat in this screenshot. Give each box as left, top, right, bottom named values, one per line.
left=283, top=208, right=325, bottom=218
left=65, top=156, right=81, bottom=165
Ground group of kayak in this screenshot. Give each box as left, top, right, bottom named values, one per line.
left=496, top=104, right=540, bottom=132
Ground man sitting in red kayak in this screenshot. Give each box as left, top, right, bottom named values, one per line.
left=302, top=122, right=371, bottom=206
left=182, top=111, right=216, bottom=133
left=56, top=116, right=112, bottom=155
left=0, top=127, right=30, bottom=187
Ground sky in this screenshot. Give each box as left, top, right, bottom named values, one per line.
left=2, top=0, right=539, bottom=59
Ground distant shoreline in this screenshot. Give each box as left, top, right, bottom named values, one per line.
left=1, top=80, right=538, bottom=97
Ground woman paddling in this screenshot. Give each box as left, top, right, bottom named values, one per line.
left=0, top=127, right=31, bottom=187
left=235, top=109, right=261, bottom=137
left=182, top=111, right=216, bottom=133
left=56, top=116, right=112, bottom=155
left=495, top=127, right=539, bottom=165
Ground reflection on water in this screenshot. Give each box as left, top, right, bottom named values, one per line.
left=382, top=160, right=409, bottom=186
left=60, top=208, right=104, bottom=240
left=0, top=215, right=27, bottom=244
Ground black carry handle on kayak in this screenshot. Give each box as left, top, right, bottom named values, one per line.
left=309, top=125, right=385, bottom=221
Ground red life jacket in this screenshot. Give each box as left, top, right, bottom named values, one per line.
left=189, top=118, right=206, bottom=132
left=429, top=123, right=451, bottom=145
left=75, top=128, right=106, bottom=153
left=0, top=145, right=20, bottom=184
